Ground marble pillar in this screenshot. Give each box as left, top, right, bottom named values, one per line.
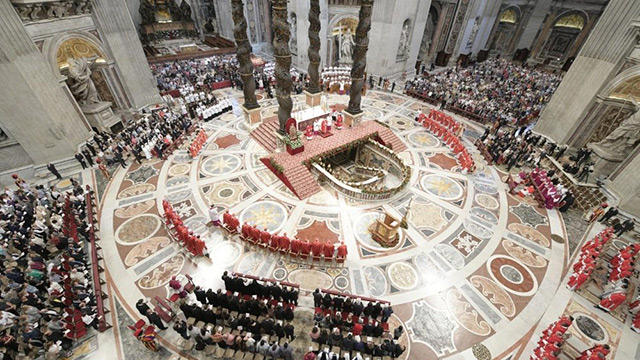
left=0, top=1, right=90, bottom=167
left=608, top=145, right=640, bottom=217
left=271, top=0, right=293, bottom=134
left=515, top=0, right=553, bottom=51
left=346, top=0, right=373, bottom=116
left=92, top=0, right=162, bottom=109
left=534, top=0, right=640, bottom=144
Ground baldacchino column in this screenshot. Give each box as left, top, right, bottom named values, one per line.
left=304, top=0, right=322, bottom=107
left=231, top=0, right=261, bottom=124
left=272, top=0, right=294, bottom=135
left=344, top=0, right=374, bottom=127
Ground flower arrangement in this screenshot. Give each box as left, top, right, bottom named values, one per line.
left=269, top=157, right=284, bottom=174
left=283, top=132, right=304, bottom=149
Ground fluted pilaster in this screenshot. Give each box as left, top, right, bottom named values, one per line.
left=92, top=0, right=161, bottom=109
left=0, top=0, right=90, bottom=166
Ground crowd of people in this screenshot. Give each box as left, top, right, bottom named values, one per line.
left=567, top=228, right=614, bottom=291
left=321, top=67, right=351, bottom=94
left=405, top=59, right=562, bottom=125
left=417, top=109, right=475, bottom=172
left=151, top=55, right=239, bottom=93
left=308, top=290, right=405, bottom=359
left=0, top=176, right=99, bottom=359
left=162, top=199, right=209, bottom=257
left=148, top=273, right=301, bottom=358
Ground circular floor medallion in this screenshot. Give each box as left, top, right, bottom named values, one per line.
left=421, top=175, right=463, bottom=200
left=475, top=194, right=499, bottom=210
left=574, top=314, right=607, bottom=342
left=201, top=154, right=242, bottom=176
left=487, top=255, right=538, bottom=296
left=408, top=132, right=440, bottom=148
left=239, top=200, right=287, bottom=233
left=115, top=214, right=162, bottom=245
left=288, top=269, right=333, bottom=291
left=388, top=262, right=418, bottom=290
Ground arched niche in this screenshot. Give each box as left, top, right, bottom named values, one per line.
left=417, top=4, right=440, bottom=63
left=489, top=6, right=521, bottom=54
left=396, top=19, right=412, bottom=62
left=42, top=32, right=130, bottom=110
left=570, top=65, right=640, bottom=146
left=327, top=15, right=358, bottom=66
left=539, top=11, right=588, bottom=62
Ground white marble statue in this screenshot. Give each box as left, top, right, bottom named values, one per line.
left=290, top=13, right=297, bottom=55
left=397, top=23, right=410, bottom=58
left=67, top=57, right=100, bottom=105
left=340, top=28, right=355, bottom=60
left=595, top=110, right=640, bottom=155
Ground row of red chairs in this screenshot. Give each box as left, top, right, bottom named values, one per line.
left=221, top=212, right=347, bottom=263
left=417, top=112, right=476, bottom=172
left=567, top=227, right=613, bottom=291
left=162, top=200, right=208, bottom=257
left=85, top=186, right=112, bottom=332
left=62, top=198, right=79, bottom=242
left=189, top=128, right=208, bottom=158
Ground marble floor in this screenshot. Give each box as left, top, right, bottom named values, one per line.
left=81, top=89, right=640, bottom=360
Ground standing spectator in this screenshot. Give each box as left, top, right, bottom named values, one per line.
left=46, top=163, right=62, bottom=180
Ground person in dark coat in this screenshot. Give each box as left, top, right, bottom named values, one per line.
left=82, top=149, right=94, bottom=167
left=46, top=163, right=62, bottom=180
left=313, top=289, right=323, bottom=308
left=146, top=309, right=167, bottom=330
left=75, top=153, right=87, bottom=169
left=600, top=206, right=619, bottom=224
left=136, top=299, right=151, bottom=317
left=194, top=286, right=207, bottom=304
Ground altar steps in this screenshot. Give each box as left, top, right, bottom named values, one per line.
left=377, top=127, right=407, bottom=152
left=251, top=118, right=279, bottom=152
left=283, top=163, right=322, bottom=200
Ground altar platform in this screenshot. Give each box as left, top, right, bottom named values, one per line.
left=258, top=118, right=406, bottom=200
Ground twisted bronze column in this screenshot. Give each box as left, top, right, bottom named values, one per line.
left=347, top=0, right=374, bottom=115
left=271, top=0, right=293, bottom=134
left=231, top=0, right=259, bottom=110
left=306, top=0, right=321, bottom=94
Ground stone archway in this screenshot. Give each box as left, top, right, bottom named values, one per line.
left=488, top=6, right=521, bottom=55
left=327, top=15, right=358, bottom=67
left=43, top=31, right=131, bottom=112
left=568, top=65, right=640, bottom=147
left=537, top=11, right=588, bottom=66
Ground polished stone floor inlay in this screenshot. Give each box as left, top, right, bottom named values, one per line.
left=95, top=90, right=622, bottom=360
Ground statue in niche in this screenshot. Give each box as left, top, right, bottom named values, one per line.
left=139, top=0, right=156, bottom=25
left=594, top=110, right=640, bottom=156
left=340, top=28, right=355, bottom=61
left=180, top=0, right=193, bottom=22
left=167, top=0, right=181, bottom=21
left=466, top=17, right=480, bottom=49
left=397, top=22, right=410, bottom=59
left=67, top=57, right=100, bottom=105
left=289, top=13, right=297, bottom=55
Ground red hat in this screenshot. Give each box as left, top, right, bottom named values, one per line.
left=11, top=174, right=18, bottom=179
